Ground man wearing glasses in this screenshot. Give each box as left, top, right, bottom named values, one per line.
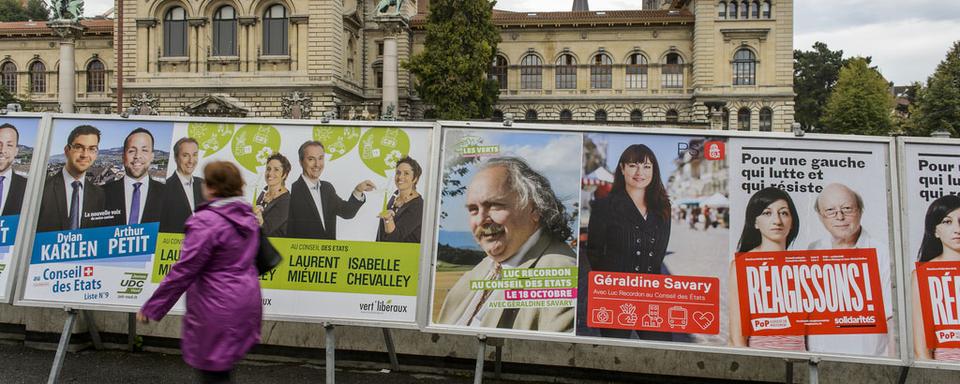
left=806, top=183, right=893, bottom=357
left=37, top=125, right=109, bottom=231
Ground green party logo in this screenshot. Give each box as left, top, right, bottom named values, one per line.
left=455, top=135, right=499, bottom=157
left=187, top=123, right=235, bottom=156
left=231, top=124, right=281, bottom=172
left=313, top=126, right=361, bottom=161
left=359, top=128, right=410, bottom=177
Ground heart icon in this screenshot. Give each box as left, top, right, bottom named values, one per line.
left=693, top=311, right=714, bottom=330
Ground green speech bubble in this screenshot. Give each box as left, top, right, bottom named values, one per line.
left=358, top=128, right=410, bottom=177
left=187, top=123, right=235, bottom=157
left=312, top=126, right=361, bottom=161
left=231, top=124, right=281, bottom=173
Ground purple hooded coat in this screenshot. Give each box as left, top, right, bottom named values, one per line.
left=141, top=197, right=263, bottom=372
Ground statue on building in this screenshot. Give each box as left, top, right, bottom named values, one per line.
left=129, top=92, right=160, bottom=115
left=281, top=90, right=313, bottom=119
left=375, top=0, right=404, bottom=15
left=51, top=0, right=84, bottom=21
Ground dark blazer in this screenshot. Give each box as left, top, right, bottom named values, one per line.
left=256, top=189, right=290, bottom=237
left=585, top=189, right=671, bottom=275
left=104, top=177, right=166, bottom=226
left=36, top=172, right=108, bottom=231
left=159, top=174, right=205, bottom=233
left=376, top=195, right=423, bottom=243
left=287, top=176, right=364, bottom=240
left=1, top=172, right=26, bottom=215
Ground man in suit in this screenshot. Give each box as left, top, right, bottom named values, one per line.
left=159, top=137, right=205, bottom=233
left=104, top=128, right=165, bottom=226
left=0, top=123, right=26, bottom=216
left=37, top=125, right=109, bottom=231
left=287, top=140, right=375, bottom=240
left=437, top=157, right=576, bottom=332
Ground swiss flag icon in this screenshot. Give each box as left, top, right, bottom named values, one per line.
left=704, top=141, right=725, bottom=160
left=83, top=267, right=94, bottom=277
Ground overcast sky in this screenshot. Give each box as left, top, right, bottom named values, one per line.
left=83, top=0, right=959, bottom=84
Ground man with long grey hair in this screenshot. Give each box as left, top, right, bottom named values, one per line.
left=438, top=157, right=576, bottom=331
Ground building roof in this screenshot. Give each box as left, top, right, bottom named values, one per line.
left=412, top=8, right=694, bottom=28
left=0, top=19, right=113, bottom=37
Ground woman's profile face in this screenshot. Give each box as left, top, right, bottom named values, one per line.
left=394, top=162, right=418, bottom=191
left=754, top=199, right=792, bottom=248
left=935, top=207, right=960, bottom=254
left=264, top=159, right=286, bottom=187
left=621, top=159, right=654, bottom=192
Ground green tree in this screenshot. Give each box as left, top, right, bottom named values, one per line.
left=794, top=42, right=846, bottom=131
left=405, top=0, right=500, bottom=120
left=821, top=57, right=894, bottom=136
left=0, top=85, right=21, bottom=108
left=910, top=41, right=960, bottom=137
left=24, top=0, right=48, bottom=21
left=0, top=0, right=27, bottom=22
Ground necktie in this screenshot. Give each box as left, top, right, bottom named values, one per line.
left=467, top=263, right=502, bottom=326
left=0, top=175, right=6, bottom=213
left=69, top=181, right=81, bottom=230
left=128, top=182, right=142, bottom=224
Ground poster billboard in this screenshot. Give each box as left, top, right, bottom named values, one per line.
left=428, top=124, right=900, bottom=363
left=17, top=116, right=433, bottom=326
left=0, top=115, right=41, bottom=303
left=900, top=140, right=960, bottom=364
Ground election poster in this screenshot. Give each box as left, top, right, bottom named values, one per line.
left=578, top=133, right=726, bottom=342
left=0, top=116, right=39, bottom=303
left=21, top=117, right=431, bottom=325
left=901, top=141, right=960, bottom=362
left=431, top=129, right=581, bottom=333
left=727, top=138, right=895, bottom=357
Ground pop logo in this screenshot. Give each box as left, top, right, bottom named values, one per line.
left=704, top=141, right=725, bottom=160
left=82, top=266, right=94, bottom=277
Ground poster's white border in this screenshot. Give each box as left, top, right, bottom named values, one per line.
left=11, top=113, right=436, bottom=330
left=421, top=120, right=905, bottom=366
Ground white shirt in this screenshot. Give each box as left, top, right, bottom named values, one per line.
left=176, top=171, right=196, bottom=212
left=61, top=168, right=85, bottom=219
left=807, top=229, right=893, bottom=356
left=123, top=174, right=150, bottom=224
left=457, top=229, right=543, bottom=326
left=301, top=175, right=326, bottom=229
left=0, top=167, right=12, bottom=214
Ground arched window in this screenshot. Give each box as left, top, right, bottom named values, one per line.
left=263, top=4, right=288, bottom=55
left=163, top=6, right=188, bottom=57
left=630, top=109, right=643, bottom=122
left=762, top=1, right=771, bottom=18
left=595, top=109, right=607, bottom=121
left=738, top=107, right=751, bottom=131
left=520, top=54, right=542, bottom=89
left=213, top=5, right=237, bottom=56
left=492, top=110, right=504, bottom=122
left=662, top=53, right=683, bottom=88
left=555, top=54, right=577, bottom=89
left=722, top=108, right=730, bottom=130
left=718, top=1, right=727, bottom=19
left=29, top=61, right=45, bottom=93
left=760, top=107, right=773, bottom=131
left=740, top=1, right=749, bottom=18
left=733, top=49, right=756, bottom=85
left=559, top=109, right=573, bottom=121
left=626, top=53, right=648, bottom=89
left=751, top=1, right=760, bottom=18
left=0, top=62, right=15, bottom=93
left=666, top=109, right=679, bottom=123
left=729, top=1, right=737, bottom=19
left=525, top=109, right=538, bottom=121
left=489, top=55, right=508, bottom=89
left=590, top=53, right=613, bottom=89
left=86, top=60, right=105, bottom=93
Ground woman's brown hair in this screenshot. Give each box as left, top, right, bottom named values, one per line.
left=203, top=161, right=245, bottom=198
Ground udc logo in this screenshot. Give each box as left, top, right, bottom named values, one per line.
left=118, top=272, right=148, bottom=295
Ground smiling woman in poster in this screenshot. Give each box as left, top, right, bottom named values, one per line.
left=585, top=144, right=671, bottom=339
left=254, top=153, right=291, bottom=237
left=913, top=194, right=960, bottom=361
left=377, top=156, right=424, bottom=243
left=728, top=187, right=805, bottom=351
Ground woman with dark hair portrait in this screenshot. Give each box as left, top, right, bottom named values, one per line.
left=377, top=156, right=424, bottom=243
left=254, top=153, right=291, bottom=237
left=728, top=187, right=804, bottom=351
left=912, top=195, right=960, bottom=360
left=585, top=144, right=671, bottom=340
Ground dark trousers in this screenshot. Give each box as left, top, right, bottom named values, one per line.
left=197, top=369, right=232, bottom=384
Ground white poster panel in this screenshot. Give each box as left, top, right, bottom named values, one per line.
left=0, top=115, right=40, bottom=303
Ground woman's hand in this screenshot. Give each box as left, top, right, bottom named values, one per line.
left=253, top=206, right=264, bottom=226
left=136, top=311, right=150, bottom=324
left=378, top=210, right=395, bottom=221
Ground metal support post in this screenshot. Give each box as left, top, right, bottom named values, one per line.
left=494, top=344, right=503, bottom=379
left=381, top=328, right=399, bottom=372
left=324, top=323, right=335, bottom=384
left=81, top=311, right=102, bottom=350
left=897, top=366, right=909, bottom=384
left=807, top=357, right=819, bottom=384
left=473, top=335, right=487, bottom=384
left=784, top=360, right=794, bottom=384
left=127, top=313, right=137, bottom=351
left=47, top=308, right=79, bottom=384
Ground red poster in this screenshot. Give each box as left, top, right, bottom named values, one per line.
left=916, top=261, right=960, bottom=348
left=735, top=248, right=887, bottom=337
left=587, top=272, right=720, bottom=335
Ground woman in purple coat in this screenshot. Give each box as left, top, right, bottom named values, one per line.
left=138, top=161, right=262, bottom=384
